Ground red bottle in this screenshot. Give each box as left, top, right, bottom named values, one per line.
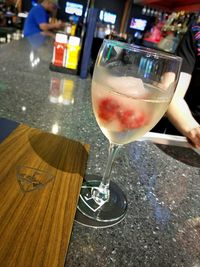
left=52, top=33, right=68, bottom=67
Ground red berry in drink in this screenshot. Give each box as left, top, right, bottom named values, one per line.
left=98, top=98, right=119, bottom=122
left=118, top=109, right=147, bottom=130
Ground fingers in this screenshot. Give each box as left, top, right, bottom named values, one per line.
left=187, top=126, right=200, bottom=148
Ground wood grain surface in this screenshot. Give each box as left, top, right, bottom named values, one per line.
left=0, top=124, right=89, bottom=267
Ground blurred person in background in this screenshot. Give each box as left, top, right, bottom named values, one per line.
left=153, top=13, right=200, bottom=148
left=23, top=0, right=64, bottom=37
left=166, top=13, right=200, bottom=148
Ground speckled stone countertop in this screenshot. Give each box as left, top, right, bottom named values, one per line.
left=0, top=34, right=200, bottom=267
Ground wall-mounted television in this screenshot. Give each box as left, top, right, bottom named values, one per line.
left=130, top=18, right=147, bottom=31
left=65, top=2, right=83, bottom=16
left=99, top=11, right=117, bottom=24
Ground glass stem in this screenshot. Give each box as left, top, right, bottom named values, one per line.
left=92, top=143, right=121, bottom=204
left=101, top=142, right=121, bottom=188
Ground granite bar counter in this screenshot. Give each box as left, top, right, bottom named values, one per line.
left=0, top=34, right=200, bottom=267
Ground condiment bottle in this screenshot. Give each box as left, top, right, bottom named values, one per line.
left=52, top=33, right=68, bottom=67
left=65, top=36, right=81, bottom=70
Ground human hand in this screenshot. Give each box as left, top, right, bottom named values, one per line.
left=186, top=126, right=200, bottom=148
left=54, top=21, right=65, bottom=29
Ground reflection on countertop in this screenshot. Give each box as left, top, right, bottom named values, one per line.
left=49, top=77, right=74, bottom=106
left=0, top=34, right=200, bottom=267
left=156, top=144, right=200, bottom=168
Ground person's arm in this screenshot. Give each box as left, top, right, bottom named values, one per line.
left=33, top=6, right=64, bottom=33
left=166, top=21, right=200, bottom=148
left=166, top=72, right=200, bottom=148
left=39, top=20, right=64, bottom=31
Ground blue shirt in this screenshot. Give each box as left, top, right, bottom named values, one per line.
left=23, top=5, right=49, bottom=37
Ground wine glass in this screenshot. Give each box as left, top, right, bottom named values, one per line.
left=77, top=40, right=182, bottom=227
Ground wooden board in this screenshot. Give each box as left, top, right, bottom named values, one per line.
left=0, top=124, right=89, bottom=267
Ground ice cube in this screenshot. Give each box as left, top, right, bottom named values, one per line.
left=107, top=76, right=147, bottom=98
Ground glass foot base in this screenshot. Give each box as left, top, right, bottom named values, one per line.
left=75, top=207, right=125, bottom=228
left=76, top=175, right=128, bottom=227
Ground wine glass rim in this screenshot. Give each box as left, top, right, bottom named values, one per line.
left=103, top=39, right=182, bottom=62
